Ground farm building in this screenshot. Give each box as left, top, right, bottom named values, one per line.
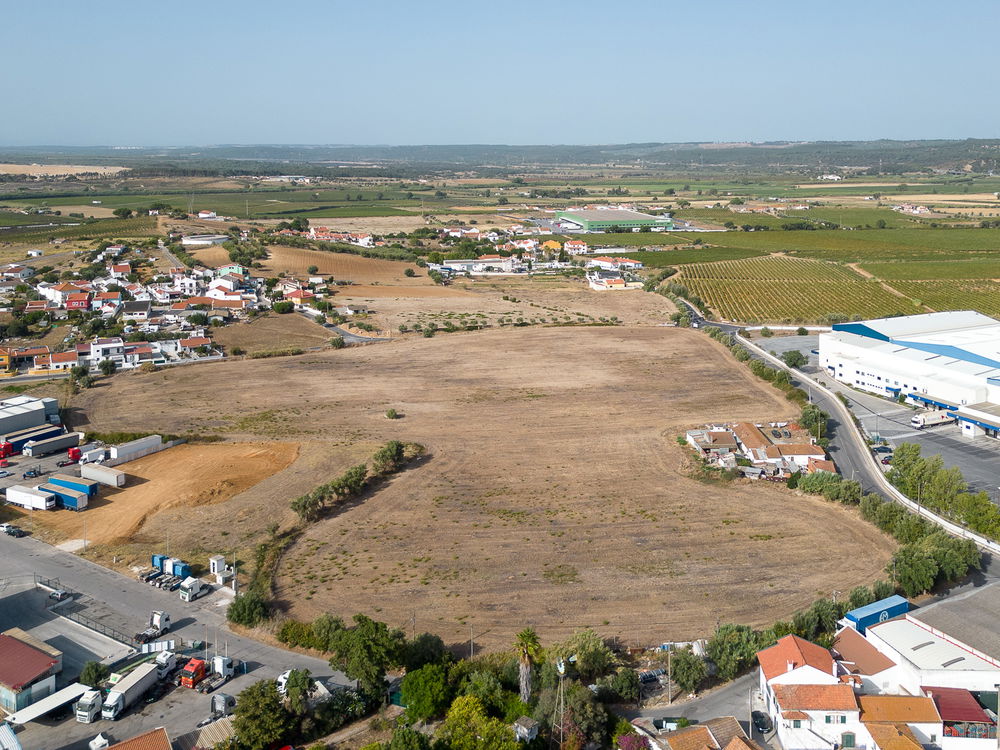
left=556, top=208, right=674, bottom=232
left=0, top=634, right=59, bottom=712
left=819, top=311, right=1000, bottom=440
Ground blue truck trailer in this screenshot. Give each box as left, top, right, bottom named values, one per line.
left=0, top=424, right=64, bottom=455
left=37, top=482, right=88, bottom=511
left=49, top=474, right=100, bottom=498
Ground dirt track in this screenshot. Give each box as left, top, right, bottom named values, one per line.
left=71, top=327, right=894, bottom=648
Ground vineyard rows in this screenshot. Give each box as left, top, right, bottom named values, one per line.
left=681, top=255, right=860, bottom=282
left=887, top=280, right=1000, bottom=318
left=860, top=259, right=1000, bottom=280
left=683, top=279, right=919, bottom=324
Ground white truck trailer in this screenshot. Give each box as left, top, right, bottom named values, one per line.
left=23, top=431, right=82, bottom=458
left=81, top=463, right=126, bottom=488
left=101, top=662, right=159, bottom=720
left=5, top=484, right=55, bottom=511
left=910, top=410, right=955, bottom=429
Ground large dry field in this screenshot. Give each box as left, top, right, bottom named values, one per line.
left=70, top=327, right=894, bottom=649
left=212, top=312, right=335, bottom=353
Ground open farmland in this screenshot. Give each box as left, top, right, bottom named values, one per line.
left=859, top=258, right=1000, bottom=280
left=885, top=280, right=1000, bottom=318
left=70, top=327, right=894, bottom=649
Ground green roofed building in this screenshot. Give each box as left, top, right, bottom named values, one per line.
left=556, top=208, right=674, bottom=232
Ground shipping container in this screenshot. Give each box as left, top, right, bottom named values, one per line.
left=844, top=594, right=909, bottom=634
left=49, top=473, right=100, bottom=498
left=23, top=432, right=82, bottom=458
left=80, top=463, right=126, bottom=488
left=5, top=484, right=56, bottom=511
left=37, top=483, right=88, bottom=511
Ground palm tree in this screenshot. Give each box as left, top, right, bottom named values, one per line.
left=514, top=627, right=542, bottom=704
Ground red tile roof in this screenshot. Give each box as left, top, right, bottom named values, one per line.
left=772, top=683, right=858, bottom=711
left=180, top=337, right=211, bottom=348
left=733, top=422, right=770, bottom=451
left=51, top=351, right=78, bottom=364
left=108, top=727, right=172, bottom=750
left=758, top=634, right=835, bottom=682
left=859, top=695, right=940, bottom=723
left=923, top=686, right=991, bottom=723
left=0, top=634, right=58, bottom=689
left=834, top=627, right=896, bottom=676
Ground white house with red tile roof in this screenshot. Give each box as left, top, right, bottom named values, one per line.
left=179, top=336, right=211, bottom=351
left=39, top=282, right=89, bottom=305
left=48, top=350, right=79, bottom=370
left=197, top=210, right=217, bottom=219
left=64, top=292, right=91, bottom=311
left=2, top=264, right=34, bottom=280
left=108, top=263, right=131, bottom=279
left=585, top=256, right=645, bottom=271
left=564, top=239, right=590, bottom=254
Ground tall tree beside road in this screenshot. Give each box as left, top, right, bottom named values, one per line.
left=514, top=626, right=542, bottom=704
left=227, top=590, right=268, bottom=626
left=80, top=661, right=109, bottom=688
left=670, top=646, right=707, bottom=695
left=328, top=614, right=405, bottom=699
left=233, top=680, right=293, bottom=750
left=707, top=624, right=760, bottom=681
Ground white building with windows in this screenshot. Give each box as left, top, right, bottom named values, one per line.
left=818, top=311, right=1000, bottom=439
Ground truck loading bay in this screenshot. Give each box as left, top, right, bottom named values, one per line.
left=0, top=533, right=349, bottom=750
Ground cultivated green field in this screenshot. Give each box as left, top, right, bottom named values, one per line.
left=617, top=247, right=766, bottom=266
left=680, top=255, right=857, bottom=281
left=0, top=216, right=157, bottom=242
left=886, top=281, right=1000, bottom=319
left=859, top=258, right=1000, bottom=280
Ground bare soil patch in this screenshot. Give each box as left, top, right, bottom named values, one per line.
left=0, top=164, right=128, bottom=176
left=213, top=312, right=333, bottom=353
left=258, top=246, right=429, bottom=286
left=71, top=327, right=893, bottom=649
left=24, top=442, right=299, bottom=546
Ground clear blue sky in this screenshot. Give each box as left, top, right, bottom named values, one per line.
left=3, top=0, right=997, bottom=146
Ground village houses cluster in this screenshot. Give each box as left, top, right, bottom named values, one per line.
left=0, top=246, right=336, bottom=375
left=686, top=422, right=835, bottom=480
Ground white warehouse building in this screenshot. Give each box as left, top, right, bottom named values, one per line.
left=818, top=311, right=1000, bottom=440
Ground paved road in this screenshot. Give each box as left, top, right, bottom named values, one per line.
left=0, top=533, right=345, bottom=750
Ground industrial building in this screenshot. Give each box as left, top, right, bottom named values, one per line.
left=0, top=396, right=59, bottom=436
left=556, top=208, right=674, bottom=232
left=818, top=311, right=1000, bottom=439
left=0, top=634, right=59, bottom=712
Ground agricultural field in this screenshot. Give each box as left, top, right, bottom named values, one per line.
left=859, top=258, right=1000, bottom=280
left=70, top=327, right=894, bottom=649
left=0, top=215, right=157, bottom=243
left=885, top=281, right=1000, bottom=319
left=680, top=255, right=859, bottom=281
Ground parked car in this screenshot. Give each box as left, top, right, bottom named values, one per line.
left=781, top=430, right=791, bottom=438
left=881, top=456, right=893, bottom=465
left=48, top=590, right=69, bottom=601
left=752, top=710, right=772, bottom=734
left=0, top=470, right=11, bottom=478
left=770, top=429, right=781, bottom=438
left=56, top=460, right=75, bottom=467
left=3, top=525, right=26, bottom=537
left=873, top=445, right=892, bottom=454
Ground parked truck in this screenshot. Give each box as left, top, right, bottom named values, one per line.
left=176, top=658, right=208, bottom=690
left=75, top=689, right=103, bottom=723
left=5, top=485, right=56, bottom=511
left=80, top=463, right=125, bottom=487
left=910, top=410, right=955, bottom=429
left=155, top=651, right=178, bottom=680
left=196, top=656, right=235, bottom=694
left=23, top=432, right=82, bottom=458
left=179, top=577, right=209, bottom=603
left=134, top=610, right=171, bottom=644
left=37, top=482, right=88, bottom=511
left=50, top=473, right=100, bottom=498
left=0, top=424, right=64, bottom=457
left=101, top=663, right=159, bottom=720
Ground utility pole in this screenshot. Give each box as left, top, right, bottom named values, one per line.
left=667, top=646, right=672, bottom=704
left=469, top=625, right=473, bottom=660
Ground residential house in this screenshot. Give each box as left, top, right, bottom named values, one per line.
left=732, top=423, right=771, bottom=459
left=585, top=256, right=645, bottom=271
left=541, top=240, right=563, bottom=252
left=108, top=263, right=131, bottom=279
left=174, top=275, right=199, bottom=296
left=121, top=301, right=152, bottom=322
left=64, top=292, right=91, bottom=311
left=197, top=210, right=218, bottom=219
left=89, top=338, right=126, bottom=368
left=808, top=457, right=838, bottom=474
left=0, top=634, right=58, bottom=712
left=859, top=695, right=942, bottom=747
left=654, top=717, right=752, bottom=750
left=179, top=337, right=211, bottom=353
left=769, top=683, right=862, bottom=750
left=40, top=282, right=89, bottom=306
left=833, top=627, right=903, bottom=695
left=26, top=249, right=43, bottom=258
left=686, top=429, right=739, bottom=457
left=762, top=443, right=827, bottom=469
left=564, top=239, right=590, bottom=254
left=214, top=263, right=247, bottom=278
left=286, top=289, right=316, bottom=307
left=48, top=351, right=79, bottom=371
left=1, top=265, right=33, bottom=280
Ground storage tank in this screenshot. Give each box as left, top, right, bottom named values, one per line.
left=80, top=464, right=126, bottom=488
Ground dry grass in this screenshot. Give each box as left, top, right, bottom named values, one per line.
left=70, top=327, right=894, bottom=649
left=212, top=312, right=334, bottom=353
left=0, top=164, right=127, bottom=176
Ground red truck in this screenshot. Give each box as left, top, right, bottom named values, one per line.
left=176, top=658, right=208, bottom=689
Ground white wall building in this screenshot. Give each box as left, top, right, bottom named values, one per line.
left=818, top=312, right=1000, bottom=439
